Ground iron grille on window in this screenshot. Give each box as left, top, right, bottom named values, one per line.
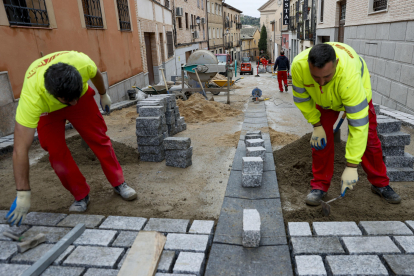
left=289, top=16, right=296, bottom=30
left=341, top=3, right=346, bottom=20
left=82, top=0, right=104, bottom=28
left=3, top=0, right=49, bottom=27
left=165, top=0, right=169, bottom=9
left=305, top=19, right=309, bottom=40
left=116, top=0, right=130, bottom=31
left=166, top=31, right=173, bottom=58
left=373, top=0, right=387, bottom=11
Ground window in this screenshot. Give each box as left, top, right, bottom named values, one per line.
left=197, top=0, right=199, bottom=8
left=320, top=0, right=324, bottom=22
left=341, top=2, right=346, bottom=20
left=3, top=0, right=49, bottom=27
left=81, top=0, right=104, bottom=28
left=207, top=1, right=209, bottom=12
left=373, top=0, right=387, bottom=11
left=201, top=0, right=203, bottom=10
left=167, top=31, right=173, bottom=58
left=178, top=17, right=182, bottom=28
left=116, top=0, right=131, bottom=31
left=217, top=28, right=219, bottom=38
left=212, top=27, right=215, bottom=38
left=185, top=12, right=188, bottom=29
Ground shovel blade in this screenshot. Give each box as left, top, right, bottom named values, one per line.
left=321, top=201, right=331, bottom=217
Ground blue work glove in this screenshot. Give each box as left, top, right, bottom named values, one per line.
left=310, top=126, right=327, bottom=150
left=5, top=191, right=31, bottom=226
left=100, top=93, right=111, bottom=114
left=341, top=167, right=358, bottom=197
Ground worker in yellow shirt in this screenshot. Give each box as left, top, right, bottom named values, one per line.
left=5, top=51, right=137, bottom=226
left=291, top=42, right=401, bottom=206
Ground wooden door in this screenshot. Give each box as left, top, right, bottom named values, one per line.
left=144, top=33, right=154, bottom=85
left=338, top=1, right=346, bottom=43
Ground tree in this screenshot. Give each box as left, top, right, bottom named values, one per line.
left=258, top=24, right=267, bottom=56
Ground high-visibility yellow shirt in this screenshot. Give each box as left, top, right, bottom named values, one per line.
left=16, top=51, right=98, bottom=129
left=291, top=42, right=372, bottom=164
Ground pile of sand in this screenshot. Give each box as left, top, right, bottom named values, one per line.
left=212, top=73, right=227, bottom=80
left=274, top=133, right=414, bottom=223
left=177, top=93, right=242, bottom=123
left=267, top=128, right=299, bottom=146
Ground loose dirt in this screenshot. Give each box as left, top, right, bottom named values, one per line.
left=177, top=93, right=242, bottom=123
left=275, top=133, right=414, bottom=223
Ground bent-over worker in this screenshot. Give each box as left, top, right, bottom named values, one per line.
left=291, top=42, right=401, bottom=206
left=6, top=51, right=137, bottom=226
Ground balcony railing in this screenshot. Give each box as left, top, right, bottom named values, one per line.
left=165, top=0, right=170, bottom=9
left=289, top=16, right=296, bottom=31
left=373, top=0, right=387, bottom=11
left=3, top=0, right=49, bottom=27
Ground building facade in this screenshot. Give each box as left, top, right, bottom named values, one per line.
left=223, top=3, right=242, bottom=62
left=0, top=0, right=143, bottom=136
left=241, top=28, right=260, bottom=61
left=258, top=0, right=280, bottom=61
left=207, top=0, right=224, bottom=54
left=173, top=0, right=208, bottom=74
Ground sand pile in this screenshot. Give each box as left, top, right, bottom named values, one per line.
left=274, top=133, right=413, bottom=223
left=217, top=131, right=241, bottom=147
left=267, top=128, right=299, bottom=146
left=177, top=93, right=242, bottom=123
left=212, top=73, right=227, bottom=80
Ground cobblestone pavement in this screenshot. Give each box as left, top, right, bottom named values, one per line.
left=0, top=211, right=213, bottom=276
left=289, top=221, right=414, bottom=275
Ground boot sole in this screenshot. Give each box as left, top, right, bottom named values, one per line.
left=114, top=190, right=138, bottom=201
left=69, top=198, right=90, bottom=212
left=371, top=186, right=401, bottom=204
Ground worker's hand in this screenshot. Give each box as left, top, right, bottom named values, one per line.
left=341, top=167, right=358, bottom=196
left=5, top=191, right=31, bottom=226
left=310, top=125, right=327, bottom=150
left=100, top=93, right=111, bottom=114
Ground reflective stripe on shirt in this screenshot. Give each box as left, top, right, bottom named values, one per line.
left=293, top=96, right=311, bottom=103
left=293, top=85, right=306, bottom=93
left=345, top=98, right=368, bottom=114
left=348, top=115, right=369, bottom=127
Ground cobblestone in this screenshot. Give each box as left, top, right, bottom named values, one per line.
left=383, top=255, right=414, bottom=275
left=23, top=212, right=67, bottom=226
left=291, top=237, right=345, bottom=255
left=144, top=218, right=190, bottom=233
left=173, top=252, right=205, bottom=276
left=0, top=224, right=30, bottom=241
left=0, top=264, right=31, bottom=276
left=288, top=222, right=312, bottom=237
left=64, top=246, right=124, bottom=268
left=242, top=209, right=261, bottom=248
left=189, top=220, right=215, bottom=235
left=406, top=220, right=414, bottom=231
left=112, top=231, right=139, bottom=247
left=313, top=222, right=362, bottom=236
left=53, top=245, right=75, bottom=265
left=164, top=233, right=209, bottom=253
left=242, top=157, right=263, bottom=174
left=157, top=250, right=175, bottom=273
left=41, top=266, right=85, bottom=276
left=326, top=255, right=388, bottom=275
left=295, top=255, right=327, bottom=276
left=22, top=226, right=71, bottom=243
left=246, top=146, right=266, bottom=160
left=73, top=229, right=117, bottom=246
left=57, top=214, right=105, bottom=229
left=83, top=268, right=119, bottom=276
left=99, top=216, right=147, bottom=231
left=393, top=236, right=414, bottom=253
left=11, top=243, right=54, bottom=264
left=342, top=236, right=401, bottom=254
left=0, top=241, right=17, bottom=261
left=359, top=221, right=413, bottom=235
left=245, top=138, right=265, bottom=148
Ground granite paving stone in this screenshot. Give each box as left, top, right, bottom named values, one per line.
left=136, top=134, right=165, bottom=146
left=22, top=212, right=67, bottom=226
left=313, top=222, right=362, bottom=236
left=117, top=248, right=129, bottom=269
left=0, top=224, right=30, bottom=241
left=242, top=157, right=263, bottom=174
left=246, top=130, right=262, bottom=135
left=246, top=146, right=266, bottom=160
left=214, top=197, right=286, bottom=246
left=138, top=145, right=164, bottom=155
left=382, top=146, right=405, bottom=156
left=245, top=139, right=265, bottom=148
left=244, top=134, right=262, bottom=140
left=376, top=118, right=401, bottom=133
left=288, top=222, right=312, bottom=236
left=57, top=214, right=105, bottom=229
left=291, top=237, right=345, bottom=255
left=393, top=236, right=414, bottom=253
left=83, top=268, right=119, bottom=276
left=326, top=255, right=388, bottom=275
left=140, top=153, right=165, bottom=162
left=205, top=244, right=293, bottom=276
left=173, top=252, right=205, bottom=276
left=0, top=241, right=18, bottom=261
left=163, top=137, right=191, bottom=150
left=232, top=141, right=275, bottom=171
left=73, top=229, right=117, bottom=246
left=387, top=167, right=414, bottom=181
left=11, top=243, right=54, bottom=264
left=359, top=221, right=413, bottom=235
left=378, top=131, right=411, bottom=146
left=53, top=245, right=75, bottom=265
left=242, top=122, right=268, bottom=131
left=64, top=246, right=124, bottom=268
left=157, top=250, right=176, bottom=273
left=22, top=226, right=71, bottom=243
left=242, top=209, right=261, bottom=248
left=135, top=125, right=163, bottom=137
left=165, top=147, right=193, bottom=159
left=406, top=220, right=414, bottom=231
left=295, top=255, right=327, bottom=276
left=41, top=266, right=85, bottom=276
left=112, top=231, right=139, bottom=247
left=138, top=106, right=165, bottom=117
left=0, top=264, right=31, bottom=276
left=241, top=173, right=262, bottom=187
left=243, top=117, right=268, bottom=124
left=144, top=218, right=190, bottom=233
left=189, top=220, right=215, bottom=235
left=342, top=236, right=401, bottom=254
left=156, top=274, right=196, bottom=276
left=383, top=152, right=414, bottom=168
left=99, top=216, right=147, bottom=231
left=225, top=170, right=279, bottom=199
left=383, top=255, right=414, bottom=275
left=0, top=210, right=7, bottom=223
left=164, top=233, right=209, bottom=253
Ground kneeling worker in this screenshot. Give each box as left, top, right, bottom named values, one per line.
left=6, top=51, right=137, bottom=226
left=291, top=42, right=401, bottom=205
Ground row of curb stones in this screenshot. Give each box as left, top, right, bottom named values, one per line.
left=0, top=211, right=214, bottom=276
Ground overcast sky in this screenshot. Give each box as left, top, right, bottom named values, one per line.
left=223, top=0, right=269, bottom=18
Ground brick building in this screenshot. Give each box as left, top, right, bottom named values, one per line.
left=173, top=0, right=208, bottom=74
left=223, top=3, right=242, bottom=62
left=207, top=0, right=224, bottom=54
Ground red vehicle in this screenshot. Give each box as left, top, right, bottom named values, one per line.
left=215, top=54, right=232, bottom=76
left=240, top=57, right=253, bottom=75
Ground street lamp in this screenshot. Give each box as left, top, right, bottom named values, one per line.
left=196, top=16, right=200, bottom=26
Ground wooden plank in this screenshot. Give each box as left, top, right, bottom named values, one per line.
left=21, top=223, right=85, bottom=276
left=118, top=231, right=166, bottom=276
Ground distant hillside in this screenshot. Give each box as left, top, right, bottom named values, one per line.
left=241, top=15, right=260, bottom=28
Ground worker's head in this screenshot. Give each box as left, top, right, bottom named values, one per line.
left=307, top=44, right=338, bottom=86
left=45, top=63, right=83, bottom=106
left=280, top=50, right=284, bottom=56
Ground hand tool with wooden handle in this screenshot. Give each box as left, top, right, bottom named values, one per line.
left=3, top=231, right=46, bottom=253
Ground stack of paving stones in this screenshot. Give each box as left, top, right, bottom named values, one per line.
left=288, top=220, right=414, bottom=275
left=164, top=137, right=192, bottom=168
left=0, top=210, right=214, bottom=276
left=205, top=101, right=293, bottom=275
left=374, top=103, right=414, bottom=181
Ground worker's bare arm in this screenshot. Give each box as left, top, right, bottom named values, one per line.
left=90, top=69, right=107, bottom=95
left=13, top=122, right=36, bottom=191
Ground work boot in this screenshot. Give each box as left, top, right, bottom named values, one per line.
left=69, top=195, right=90, bottom=212
left=114, top=182, right=138, bottom=201
left=285, top=85, right=288, bottom=92
left=305, top=189, right=327, bottom=206
left=371, top=185, right=401, bottom=204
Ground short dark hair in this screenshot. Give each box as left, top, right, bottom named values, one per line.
left=280, top=50, right=284, bottom=55
left=308, top=43, right=336, bottom=68
left=44, top=63, right=83, bottom=101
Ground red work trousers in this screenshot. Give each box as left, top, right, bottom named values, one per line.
left=37, top=86, right=125, bottom=201
left=277, top=71, right=288, bottom=92
left=311, top=100, right=389, bottom=192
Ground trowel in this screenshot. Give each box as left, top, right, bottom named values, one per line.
left=321, top=188, right=348, bottom=216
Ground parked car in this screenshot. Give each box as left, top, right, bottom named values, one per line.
left=215, top=54, right=232, bottom=77
left=240, top=57, right=253, bottom=75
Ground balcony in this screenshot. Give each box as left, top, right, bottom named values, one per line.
left=289, top=16, right=296, bottom=31
left=236, top=23, right=242, bottom=29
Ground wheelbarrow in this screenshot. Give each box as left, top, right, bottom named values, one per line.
left=210, top=77, right=243, bottom=88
